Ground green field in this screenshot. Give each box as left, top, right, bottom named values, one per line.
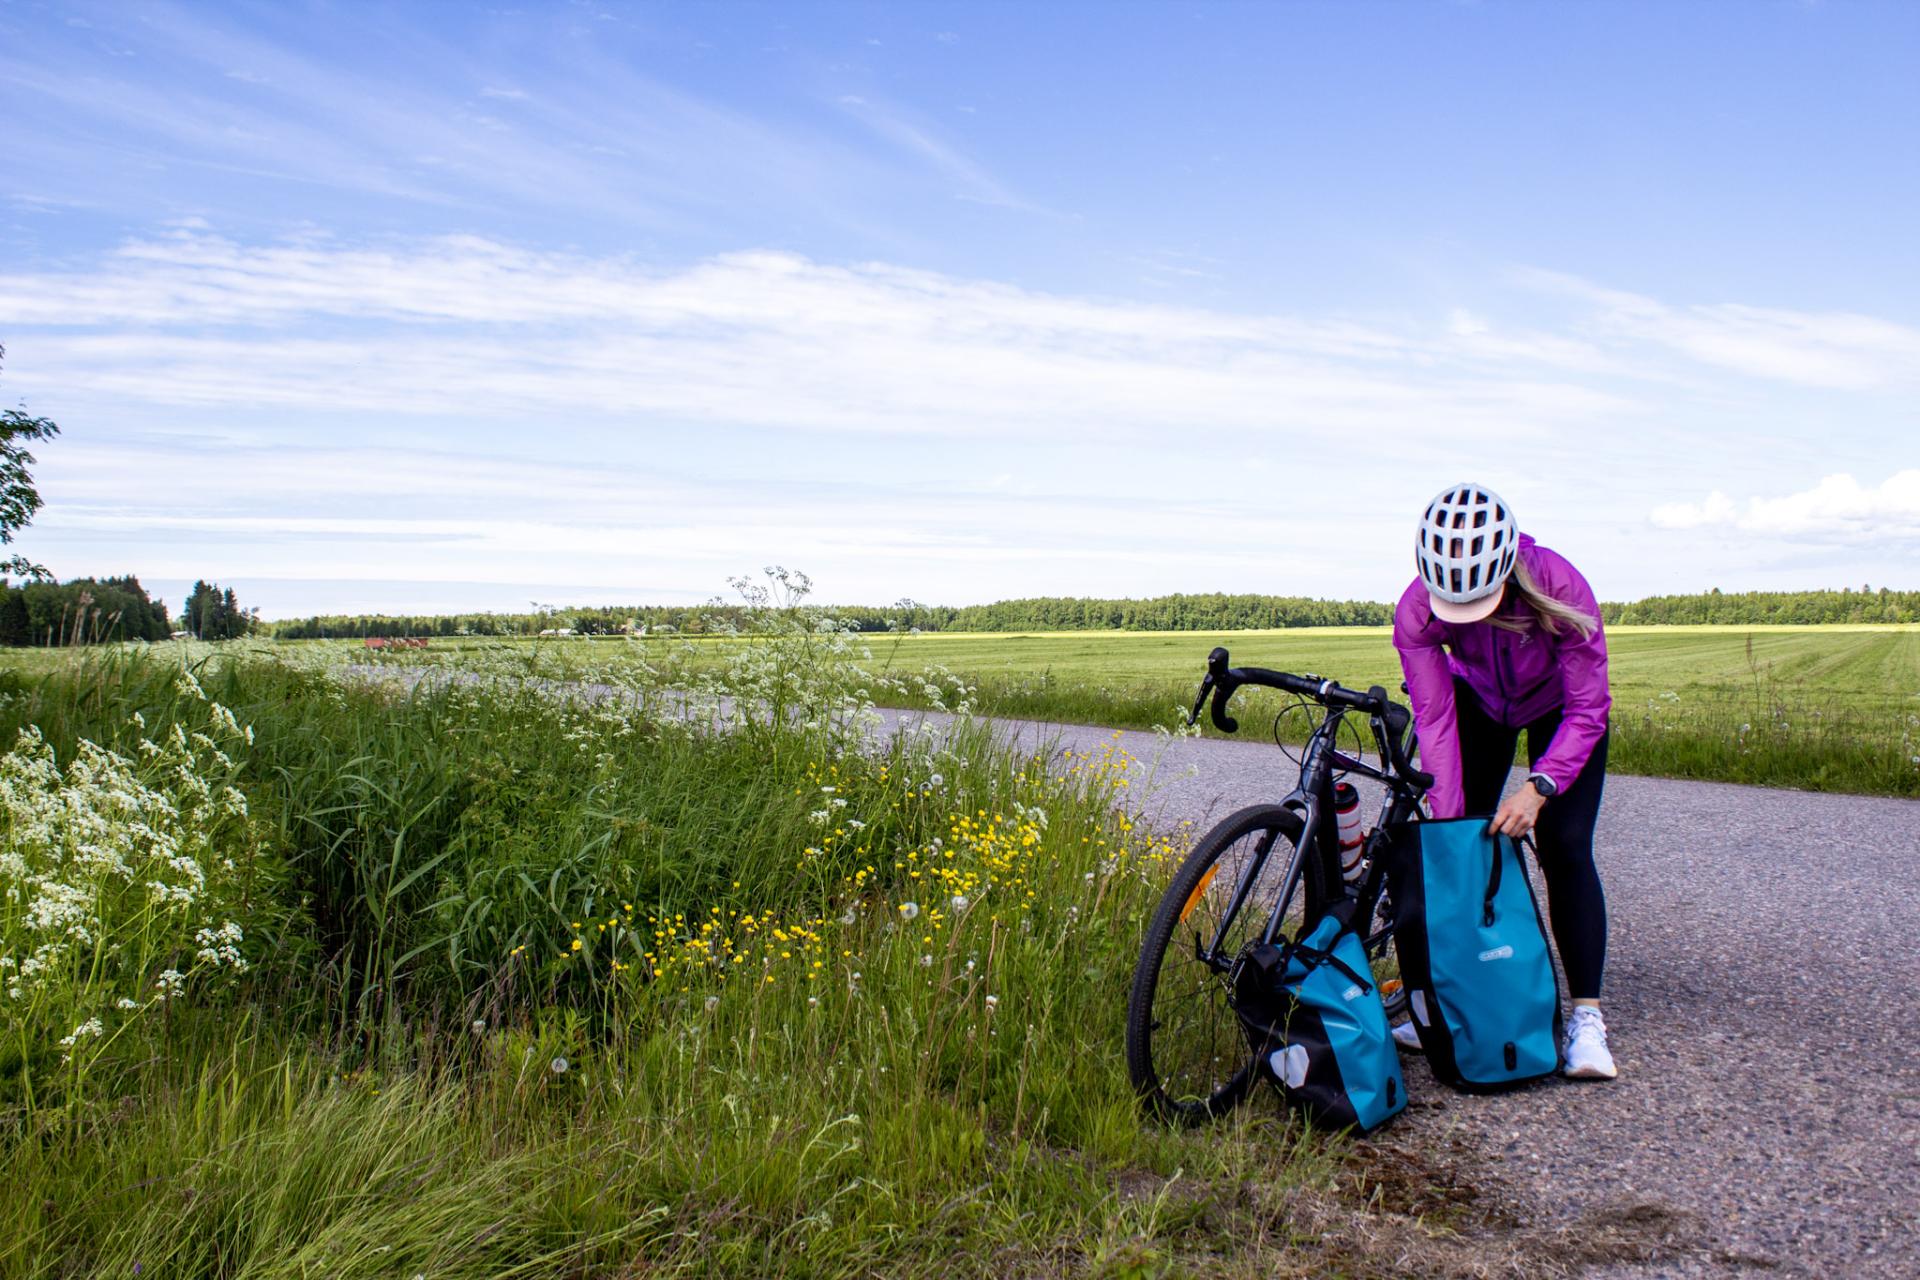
left=389, top=623, right=1920, bottom=797
left=888, top=624, right=1920, bottom=797
left=846, top=622, right=1916, bottom=705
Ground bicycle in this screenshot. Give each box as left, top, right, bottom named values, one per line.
left=1124, top=646, right=1434, bottom=1124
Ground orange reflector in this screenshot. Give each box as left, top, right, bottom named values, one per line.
left=1178, top=864, right=1221, bottom=923
left=1379, top=979, right=1403, bottom=995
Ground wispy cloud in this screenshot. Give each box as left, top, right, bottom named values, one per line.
left=10, top=229, right=1919, bottom=607
left=1519, top=269, right=1920, bottom=390
left=3, top=231, right=1642, bottom=441
left=0, top=4, right=940, bottom=240
left=832, top=93, right=1038, bottom=211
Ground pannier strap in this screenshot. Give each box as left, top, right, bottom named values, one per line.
left=1286, top=940, right=1373, bottom=995
left=1482, top=830, right=1503, bottom=926
left=1483, top=832, right=1541, bottom=925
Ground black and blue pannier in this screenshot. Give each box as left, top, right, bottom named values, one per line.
left=1232, top=899, right=1406, bottom=1133
left=1382, top=817, right=1562, bottom=1091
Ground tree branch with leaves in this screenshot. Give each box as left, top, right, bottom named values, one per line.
left=0, top=343, right=60, bottom=582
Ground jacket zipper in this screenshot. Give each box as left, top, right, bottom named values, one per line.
left=1492, top=630, right=1512, bottom=716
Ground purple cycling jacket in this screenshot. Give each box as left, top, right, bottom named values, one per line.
left=1392, top=533, right=1611, bottom=819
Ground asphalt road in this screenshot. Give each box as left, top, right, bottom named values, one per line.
left=877, top=709, right=1920, bottom=1279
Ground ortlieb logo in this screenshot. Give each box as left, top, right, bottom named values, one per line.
left=1478, top=945, right=1514, bottom=962
left=1341, top=984, right=1364, bottom=1001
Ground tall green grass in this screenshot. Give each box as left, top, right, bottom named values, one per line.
left=4, top=627, right=1540, bottom=1278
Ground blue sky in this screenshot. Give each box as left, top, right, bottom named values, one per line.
left=3, top=0, right=1917, bottom=618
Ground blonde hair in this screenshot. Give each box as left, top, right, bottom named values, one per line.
left=1488, top=558, right=1599, bottom=639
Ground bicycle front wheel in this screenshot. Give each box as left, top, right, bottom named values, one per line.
left=1125, top=804, right=1329, bottom=1124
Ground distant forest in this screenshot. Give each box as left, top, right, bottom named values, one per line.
left=0, top=576, right=173, bottom=645
left=263, top=586, right=1920, bottom=639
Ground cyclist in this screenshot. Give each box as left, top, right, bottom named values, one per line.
left=1390, top=483, right=1617, bottom=1081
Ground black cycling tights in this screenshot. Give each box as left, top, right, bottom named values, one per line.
left=1452, top=679, right=1610, bottom=1001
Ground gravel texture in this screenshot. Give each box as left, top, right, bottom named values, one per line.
left=876, top=709, right=1920, bottom=1279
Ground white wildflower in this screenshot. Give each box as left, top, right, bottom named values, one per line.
left=57, top=1017, right=105, bottom=1049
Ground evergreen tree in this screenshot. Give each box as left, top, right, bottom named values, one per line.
left=179, top=580, right=252, bottom=639
left=0, top=587, right=26, bottom=646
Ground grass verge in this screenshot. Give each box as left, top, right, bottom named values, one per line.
left=0, top=624, right=1668, bottom=1277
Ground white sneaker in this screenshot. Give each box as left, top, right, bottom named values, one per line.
left=1391, top=1019, right=1423, bottom=1051
left=1563, top=1006, right=1618, bottom=1080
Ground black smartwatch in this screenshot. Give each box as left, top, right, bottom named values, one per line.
left=1527, top=773, right=1558, bottom=799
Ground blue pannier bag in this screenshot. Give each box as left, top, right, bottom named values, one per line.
left=1383, top=817, right=1562, bottom=1091
left=1231, top=899, right=1406, bottom=1133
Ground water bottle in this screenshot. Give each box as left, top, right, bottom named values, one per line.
left=1333, top=781, right=1367, bottom=885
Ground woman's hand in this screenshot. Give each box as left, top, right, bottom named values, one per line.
left=1489, top=785, right=1546, bottom=838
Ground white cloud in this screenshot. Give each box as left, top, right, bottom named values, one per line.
left=11, top=230, right=1919, bottom=609
left=1651, top=472, right=1920, bottom=541
left=1649, top=490, right=1738, bottom=530
left=2, top=232, right=1648, bottom=442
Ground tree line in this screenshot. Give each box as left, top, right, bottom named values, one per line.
left=0, top=576, right=174, bottom=645
left=1601, top=586, right=1920, bottom=626
left=0, top=576, right=262, bottom=646
left=261, top=586, right=1920, bottom=640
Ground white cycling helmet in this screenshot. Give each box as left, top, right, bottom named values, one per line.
left=1416, top=482, right=1517, bottom=623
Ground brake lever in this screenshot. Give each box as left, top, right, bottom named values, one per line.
left=1187, top=675, right=1214, bottom=727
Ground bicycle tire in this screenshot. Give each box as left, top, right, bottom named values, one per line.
left=1125, top=804, right=1329, bottom=1124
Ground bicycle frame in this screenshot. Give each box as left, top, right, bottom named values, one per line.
left=1193, top=679, right=1428, bottom=973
